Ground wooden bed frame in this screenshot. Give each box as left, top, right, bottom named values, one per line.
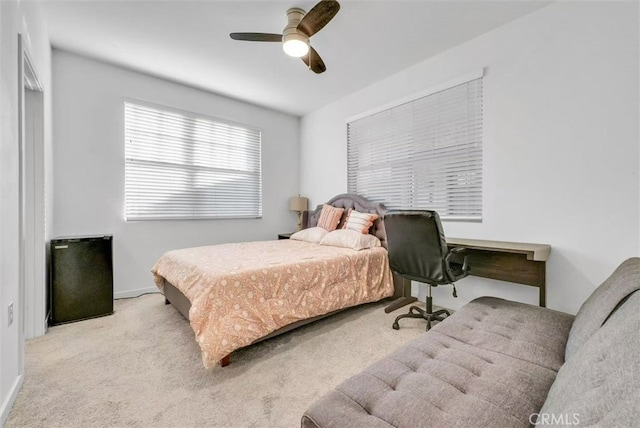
left=162, top=193, right=402, bottom=367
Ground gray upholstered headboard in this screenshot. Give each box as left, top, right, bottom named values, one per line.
left=303, top=193, right=389, bottom=249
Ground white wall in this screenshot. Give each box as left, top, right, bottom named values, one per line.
left=0, top=1, right=52, bottom=424
left=300, top=2, right=640, bottom=315
left=52, top=51, right=300, bottom=298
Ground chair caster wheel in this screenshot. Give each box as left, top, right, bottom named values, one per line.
left=392, top=322, right=400, bottom=330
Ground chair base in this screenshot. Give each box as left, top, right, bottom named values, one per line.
left=392, top=305, right=450, bottom=331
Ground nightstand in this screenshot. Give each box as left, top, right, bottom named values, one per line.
left=278, top=233, right=294, bottom=240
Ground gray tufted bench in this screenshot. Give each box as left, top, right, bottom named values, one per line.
left=302, top=258, right=640, bottom=428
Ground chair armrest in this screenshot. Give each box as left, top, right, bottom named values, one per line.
left=448, top=247, right=467, bottom=255
left=445, top=247, right=470, bottom=281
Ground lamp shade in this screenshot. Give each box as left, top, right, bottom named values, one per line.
left=289, top=196, right=308, bottom=212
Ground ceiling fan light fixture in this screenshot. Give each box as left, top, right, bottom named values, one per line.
left=282, top=8, right=309, bottom=58
left=229, top=2, right=340, bottom=73
left=283, top=36, right=309, bottom=57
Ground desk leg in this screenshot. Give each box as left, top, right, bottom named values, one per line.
left=539, top=263, right=546, bottom=307
left=385, top=276, right=417, bottom=313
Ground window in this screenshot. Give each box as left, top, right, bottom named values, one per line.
left=124, top=101, right=262, bottom=220
left=347, top=74, right=483, bottom=221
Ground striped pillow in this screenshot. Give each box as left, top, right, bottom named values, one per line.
left=342, top=209, right=378, bottom=234
left=317, top=204, right=344, bottom=231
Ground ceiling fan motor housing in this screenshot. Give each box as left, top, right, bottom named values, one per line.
left=282, top=7, right=309, bottom=56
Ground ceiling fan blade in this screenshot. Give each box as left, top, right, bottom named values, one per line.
left=229, top=33, right=283, bottom=42
left=301, top=46, right=326, bottom=74
left=297, top=0, right=340, bottom=38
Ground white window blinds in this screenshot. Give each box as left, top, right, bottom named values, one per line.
left=347, top=77, right=483, bottom=221
left=124, top=101, right=262, bottom=220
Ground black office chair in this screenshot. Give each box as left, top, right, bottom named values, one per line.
left=384, top=210, right=470, bottom=330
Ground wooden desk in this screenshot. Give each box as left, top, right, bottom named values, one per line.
left=446, top=238, right=550, bottom=307
left=384, top=238, right=551, bottom=313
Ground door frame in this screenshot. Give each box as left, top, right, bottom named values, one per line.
left=18, top=33, right=46, bottom=346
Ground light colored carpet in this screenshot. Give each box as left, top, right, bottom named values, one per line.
left=7, top=294, right=436, bottom=428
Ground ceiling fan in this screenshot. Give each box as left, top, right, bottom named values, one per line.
left=229, top=0, right=340, bottom=74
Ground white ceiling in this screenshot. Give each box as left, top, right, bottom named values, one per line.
left=42, top=1, right=549, bottom=116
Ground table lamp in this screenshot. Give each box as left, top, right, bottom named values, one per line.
left=290, top=196, right=308, bottom=231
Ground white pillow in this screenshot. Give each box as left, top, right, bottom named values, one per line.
left=319, top=229, right=382, bottom=251
left=290, top=227, right=329, bottom=244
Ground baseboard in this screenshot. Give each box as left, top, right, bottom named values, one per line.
left=114, top=287, right=161, bottom=300
left=0, top=374, right=23, bottom=426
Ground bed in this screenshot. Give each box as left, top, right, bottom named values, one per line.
left=152, top=194, right=397, bottom=368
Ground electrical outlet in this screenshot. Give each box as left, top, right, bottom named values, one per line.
left=8, top=302, right=13, bottom=326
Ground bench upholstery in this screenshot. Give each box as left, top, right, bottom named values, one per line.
left=302, top=258, right=640, bottom=428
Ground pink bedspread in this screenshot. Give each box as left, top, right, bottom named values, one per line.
left=152, top=239, right=393, bottom=368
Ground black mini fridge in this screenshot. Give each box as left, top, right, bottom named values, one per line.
left=50, top=235, right=113, bottom=325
